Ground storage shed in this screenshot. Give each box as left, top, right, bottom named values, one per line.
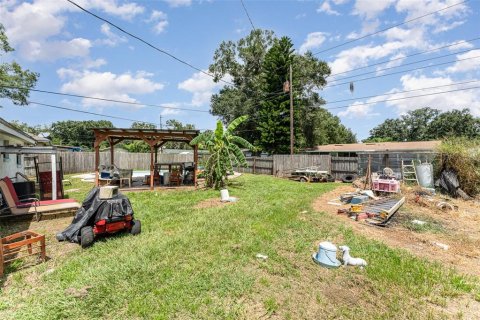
left=307, top=141, right=441, bottom=177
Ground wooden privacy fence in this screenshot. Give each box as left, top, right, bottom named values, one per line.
left=25, top=152, right=359, bottom=179
left=234, top=157, right=274, bottom=175
left=273, top=155, right=331, bottom=176
left=26, top=151, right=194, bottom=175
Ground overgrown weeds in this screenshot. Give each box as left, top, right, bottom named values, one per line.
left=435, top=138, right=480, bottom=197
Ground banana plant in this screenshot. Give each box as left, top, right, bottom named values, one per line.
left=190, top=115, right=254, bottom=188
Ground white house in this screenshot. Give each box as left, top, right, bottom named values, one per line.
left=0, top=117, right=36, bottom=178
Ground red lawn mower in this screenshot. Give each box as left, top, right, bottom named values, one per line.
left=80, top=214, right=141, bottom=248
left=57, top=187, right=141, bottom=248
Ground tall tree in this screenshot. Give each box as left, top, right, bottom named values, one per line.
left=0, top=24, right=38, bottom=106
left=366, top=107, right=480, bottom=141
left=209, top=29, right=355, bottom=153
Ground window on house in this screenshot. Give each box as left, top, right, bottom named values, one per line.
left=3, top=140, right=9, bottom=161
left=17, top=154, right=22, bottom=166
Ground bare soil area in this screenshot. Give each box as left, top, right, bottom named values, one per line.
left=313, top=184, right=480, bottom=277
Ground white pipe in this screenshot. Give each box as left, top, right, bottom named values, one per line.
left=51, top=154, right=57, bottom=200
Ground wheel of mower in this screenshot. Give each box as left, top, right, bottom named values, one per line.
left=130, top=219, right=141, bottom=235
left=80, top=226, right=94, bottom=248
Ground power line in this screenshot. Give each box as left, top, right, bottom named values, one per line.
left=324, top=55, right=480, bottom=88
left=65, top=0, right=234, bottom=86
left=0, top=85, right=211, bottom=113
left=328, top=37, right=480, bottom=78
left=325, top=85, right=480, bottom=110
left=240, top=0, right=256, bottom=30
left=312, top=0, right=469, bottom=55
left=330, top=47, right=476, bottom=83
left=324, top=79, right=480, bottom=105
left=27, top=101, right=158, bottom=126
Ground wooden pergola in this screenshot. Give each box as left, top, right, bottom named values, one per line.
left=93, top=128, right=199, bottom=190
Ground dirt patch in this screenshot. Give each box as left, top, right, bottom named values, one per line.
left=194, top=198, right=237, bottom=209
left=1, top=217, right=79, bottom=289
left=312, top=185, right=480, bottom=277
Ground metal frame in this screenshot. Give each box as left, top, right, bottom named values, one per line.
left=92, top=128, right=200, bottom=190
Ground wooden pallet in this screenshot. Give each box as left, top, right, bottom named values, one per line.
left=1, top=230, right=46, bottom=277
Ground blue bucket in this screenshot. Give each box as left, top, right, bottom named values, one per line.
left=312, top=241, right=341, bottom=268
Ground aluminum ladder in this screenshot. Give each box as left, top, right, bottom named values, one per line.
left=401, top=160, right=419, bottom=185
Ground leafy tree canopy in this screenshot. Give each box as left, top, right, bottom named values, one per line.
left=50, top=120, right=114, bottom=150
left=0, top=23, right=38, bottom=106
left=366, top=107, right=480, bottom=142
left=209, top=29, right=356, bottom=154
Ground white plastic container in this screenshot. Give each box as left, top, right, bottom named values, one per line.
left=416, top=163, right=434, bottom=188
left=220, top=189, right=230, bottom=201
left=163, top=172, right=170, bottom=185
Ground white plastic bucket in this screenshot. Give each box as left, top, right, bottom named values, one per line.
left=220, top=189, right=230, bottom=201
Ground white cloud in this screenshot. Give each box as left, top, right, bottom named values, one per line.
left=346, top=19, right=379, bottom=39
left=85, top=0, right=145, bottom=20
left=97, top=23, right=127, bottom=47
left=164, top=0, right=192, bottom=8
left=0, top=0, right=143, bottom=61
left=21, top=38, right=92, bottom=62
left=376, top=53, right=406, bottom=74
left=381, top=75, right=480, bottom=116
left=433, top=20, right=465, bottom=34
left=148, top=10, right=169, bottom=34
left=445, top=50, right=480, bottom=74
left=317, top=1, right=340, bottom=16
left=58, top=69, right=164, bottom=107
left=178, top=71, right=228, bottom=107
left=160, top=103, right=182, bottom=115
left=299, top=32, right=327, bottom=54
left=446, top=40, right=474, bottom=51
left=338, top=100, right=380, bottom=118
left=352, top=0, right=395, bottom=19
left=329, top=41, right=405, bottom=74
left=82, top=58, right=108, bottom=69
left=395, top=0, right=469, bottom=26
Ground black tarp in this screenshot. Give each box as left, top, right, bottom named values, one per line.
left=56, top=187, right=134, bottom=243
left=436, top=170, right=460, bottom=195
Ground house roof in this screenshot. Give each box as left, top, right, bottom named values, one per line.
left=0, top=117, right=36, bottom=145
left=26, top=132, right=51, bottom=144
left=309, top=141, right=441, bottom=153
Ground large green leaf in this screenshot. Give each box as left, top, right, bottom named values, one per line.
left=229, top=144, right=248, bottom=167
left=227, top=115, right=249, bottom=132
left=215, top=120, right=224, bottom=141
left=230, top=135, right=255, bottom=150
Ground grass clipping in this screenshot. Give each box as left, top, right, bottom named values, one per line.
left=436, top=138, right=480, bottom=197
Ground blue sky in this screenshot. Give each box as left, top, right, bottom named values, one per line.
left=1, top=0, right=479, bottom=140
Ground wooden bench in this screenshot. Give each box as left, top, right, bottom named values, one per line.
left=1, top=230, right=46, bottom=277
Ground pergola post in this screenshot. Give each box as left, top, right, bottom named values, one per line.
left=194, top=145, right=198, bottom=188
left=154, top=146, right=158, bottom=164
left=109, top=137, right=114, bottom=166
left=94, top=144, right=100, bottom=187
left=51, top=153, right=57, bottom=200
left=150, top=145, right=154, bottom=191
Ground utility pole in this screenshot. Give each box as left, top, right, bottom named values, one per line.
left=159, top=115, right=163, bottom=129
left=289, top=64, right=294, bottom=156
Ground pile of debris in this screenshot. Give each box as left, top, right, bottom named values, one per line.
left=332, top=189, right=405, bottom=227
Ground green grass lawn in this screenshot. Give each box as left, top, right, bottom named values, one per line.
left=0, top=174, right=478, bottom=319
